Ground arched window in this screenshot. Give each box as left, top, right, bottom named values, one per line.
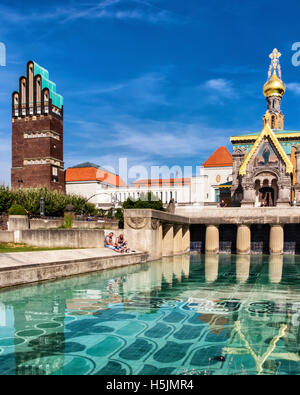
left=271, top=115, right=276, bottom=129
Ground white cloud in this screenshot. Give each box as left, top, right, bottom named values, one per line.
left=67, top=116, right=235, bottom=162
left=0, top=0, right=178, bottom=28
left=203, top=78, right=237, bottom=98
left=70, top=72, right=168, bottom=106
left=286, top=82, right=300, bottom=95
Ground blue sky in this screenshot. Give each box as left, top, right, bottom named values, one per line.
left=1, top=0, right=300, bottom=184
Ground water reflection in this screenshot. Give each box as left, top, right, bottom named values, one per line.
left=205, top=255, right=219, bottom=283
left=236, top=255, right=251, bottom=284
left=269, top=255, right=283, bottom=284
left=0, top=254, right=299, bottom=375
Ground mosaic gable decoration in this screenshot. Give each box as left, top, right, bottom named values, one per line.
left=239, top=123, right=293, bottom=176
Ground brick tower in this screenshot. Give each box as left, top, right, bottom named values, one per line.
left=11, top=61, right=65, bottom=191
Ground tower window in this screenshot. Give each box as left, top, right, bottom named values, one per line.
left=271, top=116, right=276, bottom=129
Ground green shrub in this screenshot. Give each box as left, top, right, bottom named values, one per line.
left=0, top=185, right=14, bottom=214
left=8, top=204, right=27, bottom=216
left=64, top=214, right=73, bottom=229
left=97, top=208, right=105, bottom=217
left=115, top=208, right=124, bottom=229
left=107, top=208, right=113, bottom=218
left=123, top=192, right=164, bottom=211
left=0, top=186, right=97, bottom=217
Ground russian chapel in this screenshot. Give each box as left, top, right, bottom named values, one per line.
left=231, top=49, right=300, bottom=207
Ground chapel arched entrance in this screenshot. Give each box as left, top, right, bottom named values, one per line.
left=254, top=177, right=278, bottom=207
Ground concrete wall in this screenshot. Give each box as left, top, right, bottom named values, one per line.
left=124, top=209, right=190, bottom=261
left=73, top=220, right=119, bottom=230
left=0, top=231, right=14, bottom=243
left=29, top=218, right=119, bottom=230
left=29, top=219, right=64, bottom=229
left=20, top=229, right=104, bottom=248
left=8, top=215, right=29, bottom=231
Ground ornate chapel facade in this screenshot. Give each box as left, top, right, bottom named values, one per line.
left=231, top=49, right=300, bottom=207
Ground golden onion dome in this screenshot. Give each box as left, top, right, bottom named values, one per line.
left=263, top=72, right=286, bottom=97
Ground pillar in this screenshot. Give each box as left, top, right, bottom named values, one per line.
left=205, top=254, right=219, bottom=283
left=124, top=212, right=162, bottom=261
left=236, top=225, right=251, bottom=255
left=205, top=225, right=219, bottom=254
left=236, top=255, right=250, bottom=283
left=162, top=224, right=174, bottom=257
left=241, top=186, right=255, bottom=208
left=174, top=225, right=183, bottom=255
left=269, top=224, right=284, bottom=255
left=182, top=225, right=190, bottom=253
left=277, top=183, right=291, bottom=207
left=269, top=255, right=283, bottom=284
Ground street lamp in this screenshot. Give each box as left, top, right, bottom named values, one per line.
left=111, top=194, right=120, bottom=217
left=85, top=192, right=121, bottom=216
left=40, top=197, right=45, bottom=217
left=18, top=179, right=23, bottom=190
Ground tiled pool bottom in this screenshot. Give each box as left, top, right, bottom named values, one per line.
left=0, top=254, right=299, bottom=375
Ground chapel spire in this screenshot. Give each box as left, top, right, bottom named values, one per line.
left=263, top=48, right=286, bottom=130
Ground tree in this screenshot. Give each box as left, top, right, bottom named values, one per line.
left=122, top=192, right=164, bottom=211
left=0, top=185, right=14, bottom=213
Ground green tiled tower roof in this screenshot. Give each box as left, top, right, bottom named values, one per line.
left=33, top=62, right=64, bottom=109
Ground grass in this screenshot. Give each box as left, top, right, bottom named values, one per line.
left=0, top=243, right=79, bottom=253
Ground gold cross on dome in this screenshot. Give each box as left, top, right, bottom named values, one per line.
left=268, top=48, right=282, bottom=79
left=269, top=48, right=281, bottom=61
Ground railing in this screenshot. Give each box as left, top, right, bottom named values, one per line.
left=219, top=241, right=232, bottom=254
left=251, top=242, right=264, bottom=255
left=283, top=242, right=296, bottom=255
left=190, top=241, right=202, bottom=252
left=191, top=241, right=297, bottom=255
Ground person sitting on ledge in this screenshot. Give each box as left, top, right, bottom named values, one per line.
left=116, top=234, right=130, bottom=253
left=218, top=200, right=226, bottom=208
left=104, top=232, right=119, bottom=252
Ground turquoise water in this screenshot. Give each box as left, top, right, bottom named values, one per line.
left=0, top=254, right=299, bottom=375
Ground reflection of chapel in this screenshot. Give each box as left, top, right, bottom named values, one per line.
left=230, top=49, right=300, bottom=207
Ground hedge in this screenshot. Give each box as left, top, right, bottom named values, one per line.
left=0, top=186, right=97, bottom=217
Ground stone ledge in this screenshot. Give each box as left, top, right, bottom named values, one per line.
left=0, top=248, right=148, bottom=289
left=125, top=209, right=190, bottom=225
left=189, top=207, right=300, bottom=225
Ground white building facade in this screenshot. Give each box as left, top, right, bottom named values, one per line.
left=65, top=147, right=233, bottom=210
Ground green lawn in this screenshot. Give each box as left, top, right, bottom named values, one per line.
left=0, top=243, right=78, bottom=253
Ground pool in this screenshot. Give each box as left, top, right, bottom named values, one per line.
left=0, top=254, right=299, bottom=375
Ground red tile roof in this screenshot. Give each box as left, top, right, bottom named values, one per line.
left=202, top=147, right=232, bottom=168
left=65, top=166, right=127, bottom=187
